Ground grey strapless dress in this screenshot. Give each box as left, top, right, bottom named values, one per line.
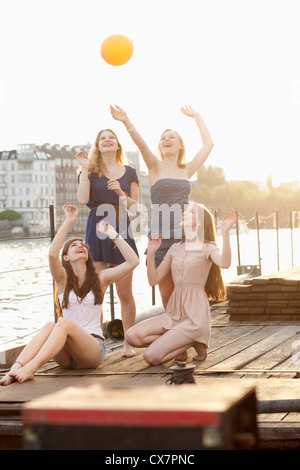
left=147, top=178, right=192, bottom=267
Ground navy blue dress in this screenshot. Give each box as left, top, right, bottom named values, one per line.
left=148, top=178, right=192, bottom=267
left=84, top=165, right=139, bottom=264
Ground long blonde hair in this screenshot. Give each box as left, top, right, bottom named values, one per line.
left=86, top=129, right=125, bottom=178
left=158, top=129, right=186, bottom=168
left=193, top=204, right=226, bottom=301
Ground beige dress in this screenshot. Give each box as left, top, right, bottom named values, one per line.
left=158, top=242, right=220, bottom=347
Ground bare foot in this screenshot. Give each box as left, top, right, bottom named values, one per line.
left=122, top=343, right=136, bottom=358
left=193, top=343, right=207, bottom=361
left=175, top=351, right=188, bottom=361
left=193, top=352, right=207, bottom=361
left=10, top=363, right=36, bottom=383
left=0, top=362, right=22, bottom=386
left=0, top=372, right=17, bottom=386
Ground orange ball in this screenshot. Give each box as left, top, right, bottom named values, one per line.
left=101, top=34, right=134, bottom=66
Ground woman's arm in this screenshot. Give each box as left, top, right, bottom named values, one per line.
left=106, top=179, right=139, bottom=212
left=146, top=235, right=171, bottom=286
left=181, top=106, right=214, bottom=179
left=98, top=221, right=139, bottom=289
left=210, top=210, right=237, bottom=269
left=110, top=105, right=159, bottom=171
left=49, top=205, right=79, bottom=285
left=76, top=151, right=91, bottom=204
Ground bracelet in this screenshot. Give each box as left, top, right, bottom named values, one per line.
left=120, top=192, right=128, bottom=201
left=126, top=123, right=135, bottom=133
left=14, top=361, right=24, bottom=367
left=112, top=233, right=121, bottom=241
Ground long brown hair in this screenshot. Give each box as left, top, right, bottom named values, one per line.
left=194, top=204, right=227, bottom=301
left=158, top=129, right=186, bottom=168
left=87, top=128, right=125, bottom=178
left=60, top=237, right=104, bottom=309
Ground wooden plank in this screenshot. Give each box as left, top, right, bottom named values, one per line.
left=207, top=326, right=300, bottom=371
left=248, top=267, right=300, bottom=284
left=195, top=326, right=281, bottom=371
left=259, top=422, right=300, bottom=441
left=209, top=325, right=264, bottom=347
left=244, top=334, right=300, bottom=371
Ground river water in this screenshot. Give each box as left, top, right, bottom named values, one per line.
left=1, top=229, right=299, bottom=349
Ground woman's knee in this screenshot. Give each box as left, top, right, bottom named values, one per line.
left=42, top=321, right=55, bottom=334
left=143, top=348, right=162, bottom=366
left=116, top=287, right=133, bottom=304
left=125, top=326, right=143, bottom=347
left=56, top=317, right=72, bottom=331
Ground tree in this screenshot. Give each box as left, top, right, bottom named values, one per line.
left=266, top=174, right=273, bottom=193
left=196, top=165, right=226, bottom=186
left=0, top=209, right=22, bottom=221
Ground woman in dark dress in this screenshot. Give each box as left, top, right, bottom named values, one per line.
left=111, top=104, right=214, bottom=311
left=76, top=129, right=139, bottom=357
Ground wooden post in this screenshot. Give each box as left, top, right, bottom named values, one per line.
left=152, top=286, right=155, bottom=306
left=49, top=205, right=61, bottom=322
left=235, top=210, right=241, bottom=267
left=290, top=211, right=294, bottom=267
left=275, top=211, right=279, bottom=271
left=109, top=284, right=115, bottom=321
left=255, top=211, right=261, bottom=271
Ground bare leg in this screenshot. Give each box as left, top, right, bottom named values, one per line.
left=0, top=322, right=55, bottom=386
left=193, top=342, right=207, bottom=361
left=10, top=318, right=103, bottom=383
left=143, top=329, right=192, bottom=366
left=175, top=351, right=189, bottom=361
left=94, top=261, right=136, bottom=357
left=126, top=316, right=167, bottom=349
left=115, top=271, right=136, bottom=357
left=158, top=273, right=189, bottom=360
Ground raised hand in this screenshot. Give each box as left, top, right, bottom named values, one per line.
left=75, top=151, right=90, bottom=169
left=63, top=204, right=79, bottom=223
left=96, top=220, right=118, bottom=240
left=110, top=105, right=129, bottom=123
left=147, top=234, right=162, bottom=254
left=180, top=105, right=201, bottom=119
left=221, top=209, right=237, bottom=234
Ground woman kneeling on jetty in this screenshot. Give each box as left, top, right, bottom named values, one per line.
left=126, top=204, right=236, bottom=365
left=0, top=204, right=139, bottom=385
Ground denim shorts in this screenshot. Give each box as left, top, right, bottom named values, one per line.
left=71, top=335, right=106, bottom=369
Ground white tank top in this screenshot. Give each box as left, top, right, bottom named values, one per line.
left=58, top=290, right=104, bottom=339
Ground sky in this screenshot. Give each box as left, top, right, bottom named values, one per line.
left=1, top=0, right=300, bottom=186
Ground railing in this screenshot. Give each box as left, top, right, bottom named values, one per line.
left=1, top=204, right=299, bottom=348
left=0, top=205, right=154, bottom=331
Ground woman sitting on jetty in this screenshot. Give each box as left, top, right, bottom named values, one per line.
left=126, top=204, right=236, bottom=365
left=0, top=204, right=139, bottom=385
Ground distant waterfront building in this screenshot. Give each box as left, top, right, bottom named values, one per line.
left=0, top=143, right=150, bottom=235
left=126, top=150, right=151, bottom=212
left=0, top=144, right=56, bottom=234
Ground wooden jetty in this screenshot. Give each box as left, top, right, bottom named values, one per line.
left=227, top=266, right=300, bottom=321
left=1, top=269, right=300, bottom=450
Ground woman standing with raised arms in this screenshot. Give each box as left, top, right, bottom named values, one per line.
left=110, top=105, right=214, bottom=308
left=76, top=129, right=139, bottom=357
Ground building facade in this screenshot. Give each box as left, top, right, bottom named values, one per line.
left=0, top=143, right=150, bottom=236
